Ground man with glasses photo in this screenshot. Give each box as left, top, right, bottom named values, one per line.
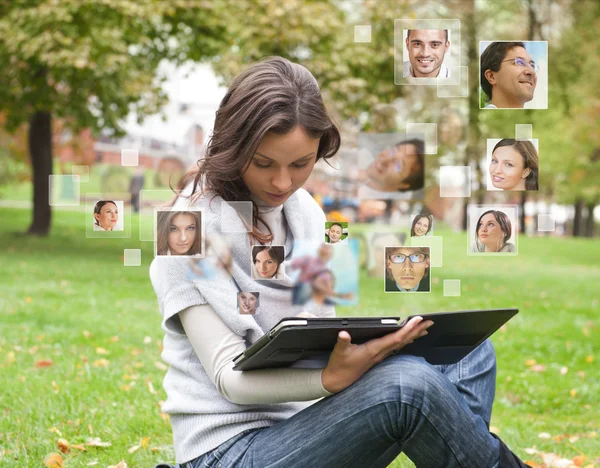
left=480, top=41, right=539, bottom=109
left=384, top=247, right=431, bottom=292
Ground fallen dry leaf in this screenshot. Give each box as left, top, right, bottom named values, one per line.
left=35, top=360, right=53, bottom=368
left=57, top=438, right=70, bottom=453
left=538, top=432, right=551, bottom=439
left=96, top=347, right=109, bottom=355
left=529, top=364, right=547, bottom=372
left=71, top=444, right=87, bottom=452
left=25, top=297, right=32, bottom=303
left=560, top=366, right=568, bottom=375
left=154, top=361, right=167, bottom=371
left=572, top=455, right=585, bottom=466
left=48, top=427, right=62, bottom=436
left=569, top=388, right=577, bottom=397
left=83, top=330, right=92, bottom=339
left=85, top=437, right=112, bottom=448
left=525, top=359, right=537, bottom=366
left=92, top=359, right=110, bottom=368
left=141, top=436, right=150, bottom=449
left=107, top=461, right=127, bottom=468
left=127, top=445, right=140, bottom=454
left=43, top=452, right=63, bottom=468
left=585, top=355, right=594, bottom=364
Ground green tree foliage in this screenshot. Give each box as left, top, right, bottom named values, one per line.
left=0, top=0, right=231, bottom=234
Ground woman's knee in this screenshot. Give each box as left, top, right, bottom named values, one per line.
left=359, top=355, right=451, bottom=408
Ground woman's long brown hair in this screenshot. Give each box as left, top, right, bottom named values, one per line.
left=173, top=56, right=341, bottom=243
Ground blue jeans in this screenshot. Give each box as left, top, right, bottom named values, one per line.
left=185, top=340, right=499, bottom=468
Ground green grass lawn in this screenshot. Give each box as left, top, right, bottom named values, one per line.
left=0, top=207, right=598, bottom=467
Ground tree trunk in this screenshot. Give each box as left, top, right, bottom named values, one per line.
left=520, top=192, right=527, bottom=234
left=462, top=0, right=479, bottom=232
left=585, top=202, right=596, bottom=237
left=27, top=110, right=53, bottom=236
left=572, top=198, right=584, bottom=237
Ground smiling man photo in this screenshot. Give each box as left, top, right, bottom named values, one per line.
left=480, top=41, right=538, bottom=109
left=403, top=29, right=450, bottom=78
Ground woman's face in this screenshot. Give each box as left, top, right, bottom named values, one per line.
left=387, top=248, right=429, bottom=290
left=413, top=217, right=430, bottom=236
left=489, top=146, right=529, bottom=190
left=242, top=126, right=320, bottom=207
left=238, top=293, right=257, bottom=314
left=328, top=225, right=343, bottom=243
left=168, top=213, right=197, bottom=255
left=95, top=203, right=118, bottom=230
left=254, top=249, right=279, bottom=278
left=477, top=213, right=505, bottom=249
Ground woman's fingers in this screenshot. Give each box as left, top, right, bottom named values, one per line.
left=370, top=317, right=433, bottom=356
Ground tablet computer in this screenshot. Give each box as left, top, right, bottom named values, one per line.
left=232, top=308, right=518, bottom=371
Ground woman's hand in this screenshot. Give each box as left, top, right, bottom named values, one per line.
left=321, top=317, right=434, bottom=394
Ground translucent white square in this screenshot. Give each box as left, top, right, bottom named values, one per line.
left=515, top=124, right=533, bottom=140
left=439, top=166, right=471, bottom=198
left=437, top=66, right=469, bottom=97
left=444, top=279, right=461, bottom=297
left=410, top=236, right=443, bottom=267
left=49, top=175, right=80, bottom=206
left=406, top=123, right=437, bottom=154
left=354, top=25, right=372, bottom=43
left=124, top=249, right=141, bottom=266
left=71, top=165, right=90, bottom=183
left=221, top=201, right=253, bottom=233
left=538, top=214, right=555, bottom=232
left=121, top=149, right=139, bottom=166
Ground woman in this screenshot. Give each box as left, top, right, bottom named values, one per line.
left=385, top=247, right=431, bottom=292
left=156, top=210, right=203, bottom=256
left=489, top=139, right=539, bottom=191
left=251, top=246, right=285, bottom=279
left=472, top=209, right=516, bottom=253
left=150, top=57, right=524, bottom=468
left=93, top=200, right=119, bottom=231
left=237, top=292, right=259, bottom=315
left=410, top=213, right=433, bottom=237
left=325, top=222, right=346, bottom=244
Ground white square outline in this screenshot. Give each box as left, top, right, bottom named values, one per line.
left=383, top=245, right=432, bottom=294
left=354, top=25, right=372, bottom=43
left=467, top=204, right=519, bottom=256
left=49, top=175, right=80, bottom=206
left=154, top=207, right=206, bottom=258
left=515, top=124, right=533, bottom=140
left=443, top=279, right=461, bottom=297
left=123, top=249, right=142, bottom=267
left=537, top=214, right=556, bottom=232
left=121, top=148, right=139, bottom=166
left=439, top=166, right=472, bottom=198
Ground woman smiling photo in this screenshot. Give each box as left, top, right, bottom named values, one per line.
left=156, top=210, right=203, bottom=256
left=488, top=138, right=539, bottom=191
left=149, top=56, right=527, bottom=468
left=251, top=245, right=285, bottom=280
left=410, top=213, right=433, bottom=237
